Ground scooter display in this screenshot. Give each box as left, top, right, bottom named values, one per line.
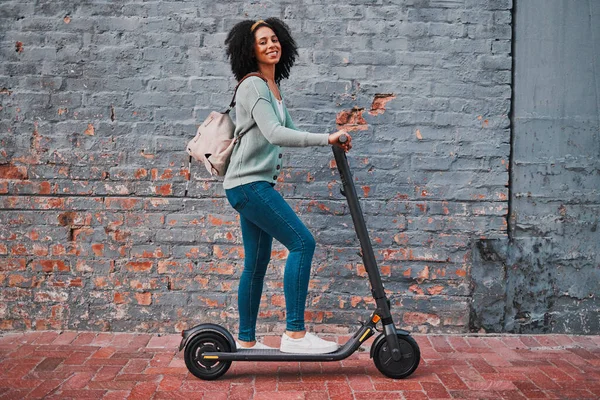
left=179, top=135, right=421, bottom=380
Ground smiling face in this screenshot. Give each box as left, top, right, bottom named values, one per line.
left=254, top=26, right=281, bottom=66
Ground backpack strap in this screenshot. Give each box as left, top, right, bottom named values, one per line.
left=226, top=72, right=268, bottom=112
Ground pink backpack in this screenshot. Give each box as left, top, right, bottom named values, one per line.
left=185, top=73, right=266, bottom=195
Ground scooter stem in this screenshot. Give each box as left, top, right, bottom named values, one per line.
left=332, top=145, right=401, bottom=361
left=332, top=146, right=389, bottom=313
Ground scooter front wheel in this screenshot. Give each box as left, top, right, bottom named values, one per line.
left=184, top=331, right=232, bottom=380
left=373, top=333, right=420, bottom=379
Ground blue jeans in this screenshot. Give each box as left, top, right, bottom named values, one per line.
left=225, top=181, right=316, bottom=342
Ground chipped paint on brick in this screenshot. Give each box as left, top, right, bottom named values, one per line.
left=368, top=94, right=396, bottom=116
left=83, top=124, right=95, bottom=136
left=336, top=107, right=368, bottom=131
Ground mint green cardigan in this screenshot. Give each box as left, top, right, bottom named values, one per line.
left=223, top=76, right=330, bottom=190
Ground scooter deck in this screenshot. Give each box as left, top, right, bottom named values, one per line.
left=203, top=341, right=359, bottom=362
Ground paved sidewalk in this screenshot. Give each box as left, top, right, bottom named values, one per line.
left=0, top=331, right=598, bottom=399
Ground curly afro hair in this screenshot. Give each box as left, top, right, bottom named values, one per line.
left=225, top=18, right=298, bottom=83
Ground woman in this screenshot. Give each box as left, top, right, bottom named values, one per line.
left=223, top=18, right=352, bottom=354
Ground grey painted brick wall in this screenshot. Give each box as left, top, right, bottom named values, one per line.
left=0, top=0, right=511, bottom=334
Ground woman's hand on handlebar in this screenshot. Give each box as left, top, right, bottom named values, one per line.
left=328, top=130, right=352, bottom=152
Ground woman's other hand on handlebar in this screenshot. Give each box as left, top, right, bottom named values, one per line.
left=328, top=130, right=352, bottom=152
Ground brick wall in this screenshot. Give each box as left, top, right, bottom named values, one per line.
left=0, top=0, right=512, bottom=334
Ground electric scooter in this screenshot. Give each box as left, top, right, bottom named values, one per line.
left=179, top=135, right=420, bottom=380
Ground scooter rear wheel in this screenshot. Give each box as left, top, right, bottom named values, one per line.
left=184, top=332, right=232, bottom=380
left=373, top=333, right=420, bottom=379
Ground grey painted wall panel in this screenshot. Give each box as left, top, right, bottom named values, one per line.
left=470, top=0, right=599, bottom=334
left=510, top=0, right=599, bottom=333
left=514, top=1, right=599, bottom=121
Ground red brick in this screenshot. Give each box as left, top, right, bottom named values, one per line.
left=158, top=375, right=183, bottom=391
left=133, top=292, right=152, bottom=305
left=480, top=372, right=527, bottom=381
left=336, top=107, right=368, bottom=131
left=34, top=357, right=65, bottom=371
left=144, top=367, right=188, bottom=375
left=31, top=259, right=70, bottom=272
left=28, top=379, right=62, bottom=398
left=9, top=243, right=28, bottom=255
left=390, top=391, right=427, bottom=400
left=550, top=335, right=576, bottom=347
left=519, top=336, right=542, bottom=348
left=0, top=165, right=27, bottom=179
left=113, top=292, right=130, bottom=304
left=92, top=365, right=123, bottom=383
left=111, top=333, right=135, bottom=348
left=567, top=347, right=597, bottom=360
left=465, top=380, right=518, bottom=391
left=447, top=390, right=503, bottom=399
left=354, top=393, right=403, bottom=400
left=85, top=358, right=129, bottom=366
left=278, top=381, right=327, bottom=391
left=33, top=331, right=61, bottom=344
left=148, top=352, right=174, bottom=367
left=347, top=374, right=374, bottom=391
left=62, top=372, right=94, bottom=390
left=481, top=353, right=513, bottom=367
left=305, top=393, right=330, bottom=400
left=110, top=352, right=154, bottom=360
left=550, top=389, right=597, bottom=399
left=34, top=197, right=65, bottom=209
left=228, top=384, right=254, bottom=400
left=154, top=183, right=173, bottom=196
left=91, top=347, right=116, bottom=359
left=531, top=335, right=559, bottom=347
left=369, top=94, right=396, bottom=115
left=179, top=380, right=231, bottom=392
left=255, top=392, right=304, bottom=400
left=116, top=374, right=158, bottom=382
left=0, top=258, right=26, bottom=271
left=58, top=390, right=110, bottom=399
left=87, top=381, right=137, bottom=390
left=8, top=274, right=33, bottom=287
left=525, top=371, right=562, bottom=390
left=373, top=380, right=423, bottom=391
left=327, top=382, right=354, bottom=399
left=422, top=382, right=451, bottom=399
left=127, top=334, right=152, bottom=349
left=438, top=372, right=469, bottom=390
left=125, top=261, right=153, bottom=273
left=154, top=392, right=203, bottom=400
left=98, top=390, right=130, bottom=400
left=403, top=312, right=441, bottom=326
left=71, top=332, right=97, bottom=346
left=254, top=375, right=278, bottom=392
left=122, top=359, right=150, bottom=374
left=104, top=198, right=140, bottom=210
left=468, top=358, right=497, bottom=373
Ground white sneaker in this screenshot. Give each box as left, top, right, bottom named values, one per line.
left=279, top=332, right=339, bottom=354
left=236, top=341, right=273, bottom=350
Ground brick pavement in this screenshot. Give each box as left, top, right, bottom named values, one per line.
left=0, top=331, right=598, bottom=399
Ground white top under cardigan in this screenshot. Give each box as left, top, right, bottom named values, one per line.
left=276, top=99, right=285, bottom=124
